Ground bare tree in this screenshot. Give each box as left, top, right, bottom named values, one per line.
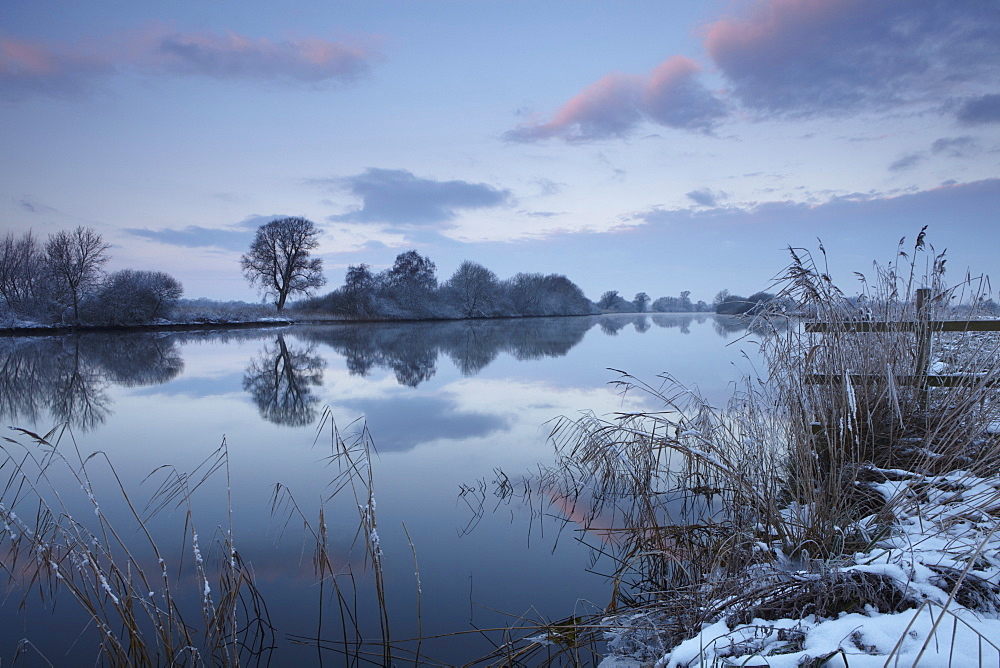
left=45, top=226, right=111, bottom=324
left=633, top=291, right=650, bottom=312
left=447, top=260, right=499, bottom=317
left=0, top=230, right=44, bottom=313
left=241, top=217, right=326, bottom=311
left=87, top=269, right=183, bottom=325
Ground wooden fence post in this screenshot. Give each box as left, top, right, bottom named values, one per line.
left=915, top=288, right=931, bottom=408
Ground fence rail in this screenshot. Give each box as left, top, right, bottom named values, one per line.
left=805, top=288, right=1000, bottom=396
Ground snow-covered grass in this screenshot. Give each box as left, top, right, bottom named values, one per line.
left=531, top=235, right=1000, bottom=666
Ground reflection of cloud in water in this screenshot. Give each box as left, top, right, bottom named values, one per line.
left=131, top=373, right=245, bottom=399
left=339, top=395, right=510, bottom=451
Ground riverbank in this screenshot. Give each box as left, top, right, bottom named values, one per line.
left=567, top=247, right=1000, bottom=666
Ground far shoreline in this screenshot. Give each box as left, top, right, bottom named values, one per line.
left=1, top=310, right=703, bottom=337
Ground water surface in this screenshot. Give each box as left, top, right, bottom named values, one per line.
left=0, top=314, right=761, bottom=664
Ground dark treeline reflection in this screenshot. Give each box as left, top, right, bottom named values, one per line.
left=242, top=335, right=325, bottom=427
left=0, top=334, right=182, bottom=430
left=295, top=316, right=600, bottom=387
left=2, top=314, right=773, bottom=430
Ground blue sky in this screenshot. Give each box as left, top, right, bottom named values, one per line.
left=2, top=0, right=999, bottom=304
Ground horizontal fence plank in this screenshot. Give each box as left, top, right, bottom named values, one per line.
left=805, top=373, right=1000, bottom=387
left=805, top=320, right=1000, bottom=333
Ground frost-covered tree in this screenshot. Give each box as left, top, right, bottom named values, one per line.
left=633, top=292, right=650, bottom=312
left=598, top=289, right=631, bottom=312
left=241, top=217, right=326, bottom=311
left=598, top=290, right=620, bottom=310
left=45, top=226, right=111, bottom=324
left=383, top=250, right=438, bottom=316
left=85, top=269, right=183, bottom=325
left=387, top=250, right=437, bottom=291
left=446, top=260, right=500, bottom=317
left=341, top=263, right=377, bottom=316
left=0, top=230, right=44, bottom=314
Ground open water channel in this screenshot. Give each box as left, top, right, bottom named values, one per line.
left=0, top=313, right=763, bottom=665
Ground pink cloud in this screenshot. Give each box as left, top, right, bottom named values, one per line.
left=0, top=35, right=111, bottom=98
left=703, top=0, right=1000, bottom=115
left=0, top=26, right=381, bottom=100
left=506, top=56, right=722, bottom=142
left=644, top=56, right=723, bottom=131
left=508, top=1, right=1000, bottom=140
left=153, top=30, right=377, bottom=82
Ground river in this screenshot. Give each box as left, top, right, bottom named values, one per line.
left=0, top=313, right=763, bottom=665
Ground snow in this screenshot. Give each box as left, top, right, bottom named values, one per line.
left=600, top=467, right=1000, bottom=667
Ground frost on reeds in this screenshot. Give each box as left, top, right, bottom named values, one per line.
left=267, top=411, right=397, bottom=665
left=522, top=232, right=1000, bottom=665
left=0, top=424, right=273, bottom=665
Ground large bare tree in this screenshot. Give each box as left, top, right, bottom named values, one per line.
left=0, top=230, right=44, bottom=312
left=45, top=226, right=111, bottom=324
left=241, top=217, right=326, bottom=310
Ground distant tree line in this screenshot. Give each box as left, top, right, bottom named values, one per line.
left=712, top=289, right=780, bottom=315
left=593, top=287, right=783, bottom=315
left=596, top=289, right=712, bottom=313
left=295, top=251, right=596, bottom=320
left=0, top=226, right=183, bottom=327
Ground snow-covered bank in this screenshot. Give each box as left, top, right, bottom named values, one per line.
left=602, top=465, right=1000, bottom=666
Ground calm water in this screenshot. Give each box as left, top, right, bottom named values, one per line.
left=0, top=314, right=762, bottom=664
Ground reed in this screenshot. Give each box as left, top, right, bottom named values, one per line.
left=525, top=231, right=1000, bottom=664
left=0, top=424, right=274, bottom=665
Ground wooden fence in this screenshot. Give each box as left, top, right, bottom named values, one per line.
left=804, top=288, right=1000, bottom=390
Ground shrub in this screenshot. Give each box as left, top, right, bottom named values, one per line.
left=84, top=270, right=183, bottom=326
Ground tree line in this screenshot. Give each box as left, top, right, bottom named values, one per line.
left=248, top=218, right=775, bottom=320
left=1, top=227, right=183, bottom=326
left=295, top=251, right=595, bottom=319
left=593, top=288, right=779, bottom=315
left=2, top=216, right=776, bottom=328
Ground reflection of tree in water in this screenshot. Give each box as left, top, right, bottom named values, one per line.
left=0, top=334, right=185, bottom=431
left=651, top=314, right=708, bottom=334
left=0, top=338, right=58, bottom=426
left=48, top=342, right=111, bottom=431
left=242, top=335, right=325, bottom=426
left=632, top=315, right=650, bottom=333
left=598, top=317, right=629, bottom=336
left=83, top=334, right=184, bottom=387
left=711, top=314, right=789, bottom=340
left=296, top=316, right=597, bottom=386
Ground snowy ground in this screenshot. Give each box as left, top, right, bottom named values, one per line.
left=598, top=333, right=1000, bottom=667
left=600, top=465, right=1000, bottom=667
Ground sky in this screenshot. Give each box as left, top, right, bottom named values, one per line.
left=2, top=0, right=999, bottom=305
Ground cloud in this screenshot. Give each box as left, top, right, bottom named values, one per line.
left=957, top=94, right=1000, bottom=125
left=889, top=153, right=924, bottom=172
left=0, top=34, right=112, bottom=99
left=341, top=395, right=508, bottom=451
left=511, top=2, right=1000, bottom=139
left=152, top=31, right=375, bottom=82
left=17, top=197, right=59, bottom=214
left=632, top=179, right=1000, bottom=230
left=327, top=168, right=512, bottom=227
left=889, top=136, right=980, bottom=171
left=125, top=225, right=252, bottom=251
left=644, top=57, right=725, bottom=131
left=0, top=26, right=381, bottom=100
left=931, top=136, right=978, bottom=158
left=703, top=0, right=1000, bottom=117
left=505, top=56, right=723, bottom=142
left=686, top=188, right=726, bottom=207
